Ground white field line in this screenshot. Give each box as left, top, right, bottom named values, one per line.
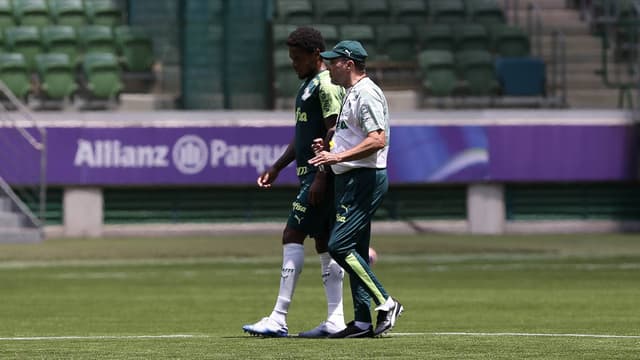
left=1, top=255, right=639, bottom=271
left=0, top=334, right=206, bottom=341
left=392, top=332, right=640, bottom=339
left=2, top=332, right=639, bottom=341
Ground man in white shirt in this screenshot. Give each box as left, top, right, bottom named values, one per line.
left=309, top=40, right=403, bottom=338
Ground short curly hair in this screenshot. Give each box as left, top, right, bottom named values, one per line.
left=286, top=26, right=325, bottom=53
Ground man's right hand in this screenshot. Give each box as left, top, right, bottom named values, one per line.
left=257, top=167, right=279, bottom=188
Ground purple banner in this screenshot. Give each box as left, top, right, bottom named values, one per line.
left=0, top=124, right=636, bottom=185
left=488, top=125, right=638, bottom=181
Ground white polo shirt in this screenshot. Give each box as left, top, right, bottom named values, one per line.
left=330, top=77, right=390, bottom=175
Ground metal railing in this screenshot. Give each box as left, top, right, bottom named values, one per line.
left=524, top=1, right=568, bottom=107
left=582, top=0, right=640, bottom=108
left=0, top=80, right=47, bottom=237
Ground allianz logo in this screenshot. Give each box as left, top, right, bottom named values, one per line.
left=74, top=135, right=288, bottom=175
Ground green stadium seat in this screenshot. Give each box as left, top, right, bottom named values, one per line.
left=85, top=0, right=122, bottom=27
left=82, top=51, right=122, bottom=99
left=455, top=23, right=490, bottom=51
left=416, top=24, right=454, bottom=52
left=309, top=24, right=339, bottom=49
left=49, top=0, right=87, bottom=27
left=389, top=0, right=428, bottom=24
left=455, top=49, right=498, bottom=95
left=114, top=26, right=154, bottom=72
left=430, top=0, right=467, bottom=24
left=272, top=23, right=297, bottom=48
left=41, top=25, right=80, bottom=65
left=273, top=48, right=300, bottom=98
left=78, top=24, right=116, bottom=55
left=490, top=24, right=530, bottom=57
left=418, top=49, right=458, bottom=96
left=275, top=0, right=313, bottom=24
left=13, top=0, right=51, bottom=27
left=5, top=26, right=43, bottom=71
left=0, top=0, right=16, bottom=29
left=313, top=0, right=351, bottom=24
left=351, top=0, right=389, bottom=24
left=339, top=24, right=377, bottom=59
left=0, top=53, right=32, bottom=99
left=35, top=52, right=77, bottom=100
left=376, top=24, right=416, bottom=61
left=466, top=0, right=505, bottom=25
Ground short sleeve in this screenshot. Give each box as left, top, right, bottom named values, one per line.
left=319, top=82, right=344, bottom=119
left=358, top=92, right=386, bottom=133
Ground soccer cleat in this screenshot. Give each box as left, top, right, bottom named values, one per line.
left=373, top=298, right=404, bottom=336
left=327, top=321, right=373, bottom=338
left=242, top=317, right=288, bottom=337
left=298, top=320, right=346, bottom=338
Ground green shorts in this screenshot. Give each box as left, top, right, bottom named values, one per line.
left=286, top=171, right=335, bottom=238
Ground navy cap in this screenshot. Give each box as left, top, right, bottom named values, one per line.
left=320, top=40, right=368, bottom=62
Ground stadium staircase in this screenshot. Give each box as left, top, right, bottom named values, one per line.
left=0, top=81, right=46, bottom=243
left=510, top=0, right=623, bottom=108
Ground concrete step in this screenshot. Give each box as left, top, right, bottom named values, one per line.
left=0, top=212, right=26, bottom=227
left=507, top=10, right=590, bottom=35
left=0, top=196, right=13, bottom=211
left=0, top=227, right=42, bottom=243
left=568, top=88, right=626, bottom=108
left=565, top=73, right=609, bottom=88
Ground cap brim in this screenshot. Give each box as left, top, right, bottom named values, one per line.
left=320, top=50, right=342, bottom=59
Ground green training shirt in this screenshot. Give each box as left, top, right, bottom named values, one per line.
left=294, top=69, right=344, bottom=177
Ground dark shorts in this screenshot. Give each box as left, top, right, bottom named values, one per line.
left=286, top=171, right=335, bottom=238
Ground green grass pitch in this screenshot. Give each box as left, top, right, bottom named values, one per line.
left=1, top=233, right=640, bottom=359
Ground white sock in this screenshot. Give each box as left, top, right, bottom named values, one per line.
left=270, top=243, right=304, bottom=326
left=320, top=252, right=345, bottom=326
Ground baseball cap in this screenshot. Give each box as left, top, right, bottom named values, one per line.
left=320, top=40, right=368, bottom=62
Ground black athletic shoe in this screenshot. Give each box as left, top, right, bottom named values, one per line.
left=327, top=321, right=373, bottom=338
left=374, top=298, right=404, bottom=336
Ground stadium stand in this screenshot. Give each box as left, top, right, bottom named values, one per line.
left=389, top=0, right=429, bottom=24
left=455, top=23, right=491, bottom=51
left=275, top=0, right=314, bottom=24
left=416, top=23, right=455, bottom=51
left=13, top=0, right=52, bottom=27
left=5, top=26, right=43, bottom=72
left=84, top=0, right=122, bottom=27
left=456, top=49, right=499, bottom=96
left=0, top=0, right=16, bottom=28
left=313, top=0, right=351, bottom=24
left=35, top=52, right=77, bottom=104
left=491, top=24, right=531, bottom=57
left=309, top=23, right=339, bottom=49
left=338, top=23, right=377, bottom=59
left=114, top=25, right=154, bottom=72
left=0, top=52, right=31, bottom=101
left=78, top=24, right=116, bottom=55
left=41, top=25, right=80, bottom=66
left=429, top=0, right=467, bottom=24
left=418, top=49, right=458, bottom=97
left=352, top=0, right=390, bottom=24
left=376, top=23, right=416, bottom=61
left=273, top=48, right=299, bottom=99
left=269, top=0, right=564, bottom=109
left=80, top=51, right=122, bottom=104
left=49, top=0, right=88, bottom=27
left=466, top=0, right=505, bottom=26
left=495, top=57, right=546, bottom=96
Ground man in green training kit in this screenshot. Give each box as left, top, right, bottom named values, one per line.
left=243, top=27, right=346, bottom=338
left=309, top=40, right=403, bottom=338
